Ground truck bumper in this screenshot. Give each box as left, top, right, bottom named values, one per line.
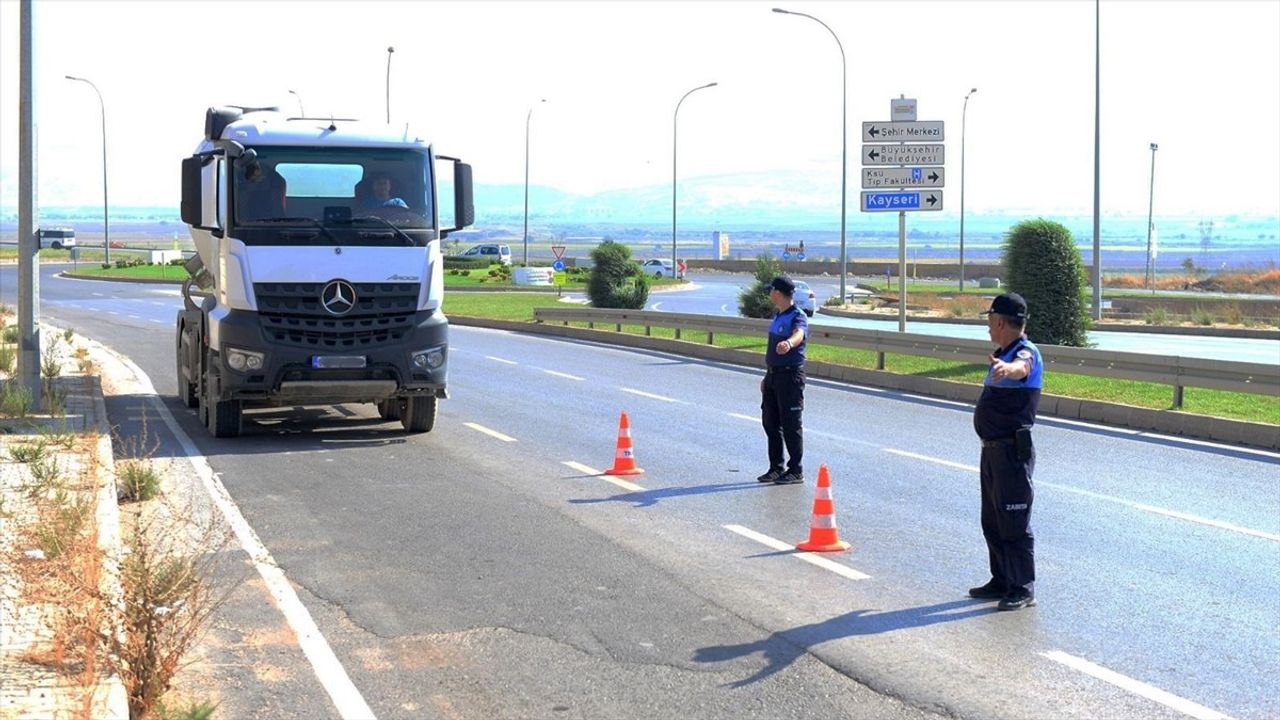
left=209, top=308, right=448, bottom=405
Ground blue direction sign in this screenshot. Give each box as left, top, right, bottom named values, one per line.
left=797, top=252, right=806, bottom=261
left=782, top=251, right=792, bottom=260
left=860, top=190, right=944, bottom=212
left=552, top=259, right=566, bottom=271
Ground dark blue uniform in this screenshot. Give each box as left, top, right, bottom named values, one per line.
left=973, top=336, right=1043, bottom=596
left=762, top=306, right=808, bottom=477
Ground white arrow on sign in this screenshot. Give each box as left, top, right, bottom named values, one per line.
left=862, top=166, right=945, bottom=189
left=860, top=190, right=944, bottom=212
left=862, top=121, right=944, bottom=142
left=863, top=143, right=945, bottom=166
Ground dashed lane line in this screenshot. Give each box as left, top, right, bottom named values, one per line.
left=485, top=355, right=518, bottom=365
left=1042, top=651, right=1232, bottom=720
left=728, top=412, right=756, bottom=422
left=882, top=447, right=1279, bottom=543
left=544, top=369, right=585, bottom=381
left=619, top=387, right=682, bottom=403
left=463, top=422, right=517, bottom=442
left=562, top=461, right=645, bottom=493
left=723, top=524, right=871, bottom=580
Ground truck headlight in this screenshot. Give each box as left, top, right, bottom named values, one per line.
left=412, top=346, right=445, bottom=370
left=226, top=347, right=265, bottom=372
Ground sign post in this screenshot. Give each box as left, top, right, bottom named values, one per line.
left=860, top=97, right=945, bottom=332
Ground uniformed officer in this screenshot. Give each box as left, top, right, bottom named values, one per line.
left=757, top=276, right=808, bottom=485
left=968, top=292, right=1043, bottom=611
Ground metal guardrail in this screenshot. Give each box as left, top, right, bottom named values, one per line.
left=533, top=307, right=1280, bottom=406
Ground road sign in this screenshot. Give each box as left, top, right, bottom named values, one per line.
left=551, top=245, right=566, bottom=260
left=782, top=251, right=792, bottom=261
left=891, top=97, right=917, bottom=121
left=863, top=143, right=945, bottom=165
left=862, top=121, right=944, bottom=142
left=862, top=166, right=945, bottom=189
left=860, top=190, right=944, bottom=212
left=677, top=260, right=687, bottom=274
left=797, top=252, right=806, bottom=261
left=552, top=259, right=566, bottom=272
left=553, top=271, right=567, bottom=286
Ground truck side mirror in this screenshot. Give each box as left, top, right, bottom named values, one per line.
left=180, top=155, right=221, bottom=231
left=181, top=156, right=204, bottom=226
left=454, top=162, right=474, bottom=229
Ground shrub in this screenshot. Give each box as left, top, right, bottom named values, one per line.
left=1, top=381, right=33, bottom=417
left=0, top=344, right=15, bottom=374
left=1143, top=307, right=1170, bottom=325
left=118, top=459, right=162, bottom=502
left=63, top=327, right=75, bottom=343
left=2, top=326, right=17, bottom=344
left=1222, top=303, right=1245, bottom=325
left=442, top=255, right=490, bottom=270
left=1191, top=306, right=1215, bottom=326
left=738, top=253, right=783, bottom=318
left=586, top=241, right=650, bottom=309
left=1002, top=219, right=1090, bottom=346
left=9, top=440, right=47, bottom=463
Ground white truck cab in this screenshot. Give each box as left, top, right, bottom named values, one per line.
left=177, top=105, right=474, bottom=437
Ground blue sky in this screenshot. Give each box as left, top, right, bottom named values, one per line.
left=2, top=0, right=1278, bottom=218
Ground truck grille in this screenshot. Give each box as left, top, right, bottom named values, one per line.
left=254, top=282, right=421, bottom=350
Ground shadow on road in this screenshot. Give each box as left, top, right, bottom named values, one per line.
left=567, top=481, right=766, bottom=508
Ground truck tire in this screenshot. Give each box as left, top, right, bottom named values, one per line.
left=399, top=396, right=437, bottom=433
left=203, top=366, right=242, bottom=438
left=177, top=336, right=198, bottom=409
left=376, top=399, right=400, bottom=420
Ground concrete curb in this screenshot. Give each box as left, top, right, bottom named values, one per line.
left=450, top=315, right=1280, bottom=451
left=86, top=376, right=130, bottom=719
left=818, top=306, right=1280, bottom=340
left=59, top=271, right=183, bottom=285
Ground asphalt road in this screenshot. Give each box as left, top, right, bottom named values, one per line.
left=4, top=265, right=1279, bottom=720
left=641, top=274, right=1280, bottom=364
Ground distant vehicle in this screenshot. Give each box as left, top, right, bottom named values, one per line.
left=37, top=228, right=76, bottom=250
left=461, top=243, right=511, bottom=265
left=793, top=280, right=816, bottom=317
left=640, top=258, right=683, bottom=278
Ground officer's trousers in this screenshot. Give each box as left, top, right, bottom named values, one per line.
left=761, top=366, right=804, bottom=474
left=979, top=441, right=1035, bottom=591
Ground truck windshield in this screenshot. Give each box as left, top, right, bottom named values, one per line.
left=231, top=146, right=434, bottom=246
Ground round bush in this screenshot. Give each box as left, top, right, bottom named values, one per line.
left=738, top=253, right=783, bottom=318
left=1002, top=218, right=1091, bottom=346
left=586, top=241, right=650, bottom=309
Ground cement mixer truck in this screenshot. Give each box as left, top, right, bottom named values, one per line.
left=177, top=106, right=473, bottom=437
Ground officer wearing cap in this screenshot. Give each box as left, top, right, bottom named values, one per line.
left=968, top=292, right=1043, bottom=611
left=757, top=276, right=808, bottom=485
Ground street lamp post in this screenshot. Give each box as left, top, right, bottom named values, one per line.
left=288, top=89, right=305, bottom=116
left=773, top=7, right=847, bottom=301
left=65, top=75, right=109, bottom=264
left=385, top=46, right=395, bottom=123
left=524, top=99, right=546, bottom=266
left=959, top=87, right=977, bottom=292
left=673, top=82, right=717, bottom=280
left=1091, top=0, right=1102, bottom=320
left=1145, top=142, right=1159, bottom=289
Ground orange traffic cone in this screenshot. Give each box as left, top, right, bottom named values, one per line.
left=796, top=465, right=850, bottom=552
left=604, top=411, right=645, bottom=476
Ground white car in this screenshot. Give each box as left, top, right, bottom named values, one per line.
left=641, top=258, right=682, bottom=278
left=793, top=280, right=816, bottom=317
left=461, top=243, right=512, bottom=266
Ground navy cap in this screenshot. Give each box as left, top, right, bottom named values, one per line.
left=982, top=292, right=1028, bottom=319
left=770, top=276, right=795, bottom=297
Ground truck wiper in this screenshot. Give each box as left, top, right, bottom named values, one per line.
left=252, top=217, right=341, bottom=245
left=336, top=216, right=419, bottom=247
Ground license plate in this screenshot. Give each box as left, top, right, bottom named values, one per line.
left=311, top=355, right=367, bottom=369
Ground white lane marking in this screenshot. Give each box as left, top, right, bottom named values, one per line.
left=463, top=422, right=517, bottom=443
left=1042, top=651, right=1231, bottom=720
left=884, top=447, right=1279, bottom=543
left=544, top=369, right=585, bottom=381
left=619, top=387, right=681, bottom=403
left=92, top=292, right=104, bottom=297
left=96, top=346, right=377, bottom=719
left=1132, top=504, right=1280, bottom=542
left=128, top=314, right=143, bottom=320
left=150, top=302, right=168, bottom=307
left=883, top=448, right=978, bottom=473
left=148, top=319, right=166, bottom=325
left=728, top=412, right=757, bottom=422
left=107, top=311, right=120, bottom=316
left=562, top=461, right=645, bottom=492
left=485, top=355, right=518, bottom=365
left=723, top=524, right=870, bottom=580
left=720, top=304, right=731, bottom=314
left=651, top=301, right=663, bottom=311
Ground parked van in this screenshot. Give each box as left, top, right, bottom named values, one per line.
left=461, top=243, right=512, bottom=266
left=37, top=228, right=76, bottom=250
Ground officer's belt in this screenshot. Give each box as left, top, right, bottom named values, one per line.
left=980, top=436, right=1016, bottom=448
left=766, top=364, right=802, bottom=373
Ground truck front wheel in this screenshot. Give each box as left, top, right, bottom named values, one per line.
left=177, top=335, right=198, bottom=408
left=399, top=396, right=437, bottom=433
left=376, top=399, right=400, bottom=421
left=203, top=366, right=243, bottom=438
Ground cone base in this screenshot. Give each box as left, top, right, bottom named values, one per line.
left=605, top=467, right=645, bottom=476
left=796, top=540, right=851, bottom=553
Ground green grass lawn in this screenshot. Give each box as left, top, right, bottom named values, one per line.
left=0, top=248, right=110, bottom=263
left=66, top=263, right=187, bottom=281
left=446, top=292, right=1279, bottom=425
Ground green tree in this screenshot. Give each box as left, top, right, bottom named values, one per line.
left=1002, top=219, right=1090, bottom=346
left=738, top=253, right=783, bottom=318
left=586, top=240, right=650, bottom=309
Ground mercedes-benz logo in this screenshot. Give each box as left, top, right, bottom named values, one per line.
left=320, top=279, right=357, bottom=316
